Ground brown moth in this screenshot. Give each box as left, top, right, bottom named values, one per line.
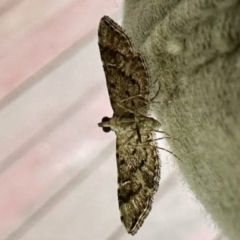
left=97, top=16, right=161, bottom=235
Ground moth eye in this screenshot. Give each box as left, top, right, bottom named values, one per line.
left=102, top=116, right=110, bottom=122
left=101, top=116, right=111, bottom=133
left=103, top=126, right=111, bottom=133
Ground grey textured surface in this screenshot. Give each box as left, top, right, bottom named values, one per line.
left=123, top=0, right=240, bottom=239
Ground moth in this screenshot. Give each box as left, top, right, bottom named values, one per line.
left=97, top=16, right=161, bottom=235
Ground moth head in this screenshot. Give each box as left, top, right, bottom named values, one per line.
left=98, top=116, right=111, bottom=133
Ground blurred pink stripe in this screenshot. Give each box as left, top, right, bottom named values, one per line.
left=0, top=89, right=112, bottom=237
left=0, top=0, right=122, bottom=100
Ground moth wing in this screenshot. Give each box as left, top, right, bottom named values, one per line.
left=116, top=131, right=160, bottom=235
left=98, top=16, right=149, bottom=116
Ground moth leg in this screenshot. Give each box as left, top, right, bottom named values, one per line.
left=138, top=142, right=180, bottom=161
left=156, top=146, right=181, bottom=161
left=119, top=93, right=145, bottom=103
left=117, top=92, right=165, bottom=117
left=127, top=140, right=180, bottom=160
left=142, top=134, right=181, bottom=161
left=145, top=129, right=170, bottom=137
left=144, top=128, right=179, bottom=143
left=149, top=82, right=161, bottom=102
left=145, top=136, right=176, bottom=142
left=117, top=102, right=147, bottom=118
left=130, top=135, right=180, bottom=160
left=149, top=83, right=172, bottom=105
left=148, top=129, right=180, bottom=142
left=119, top=92, right=161, bottom=106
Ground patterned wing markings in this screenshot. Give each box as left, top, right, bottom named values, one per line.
left=98, top=16, right=161, bottom=235
left=116, top=128, right=160, bottom=235
left=98, top=16, right=149, bottom=116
